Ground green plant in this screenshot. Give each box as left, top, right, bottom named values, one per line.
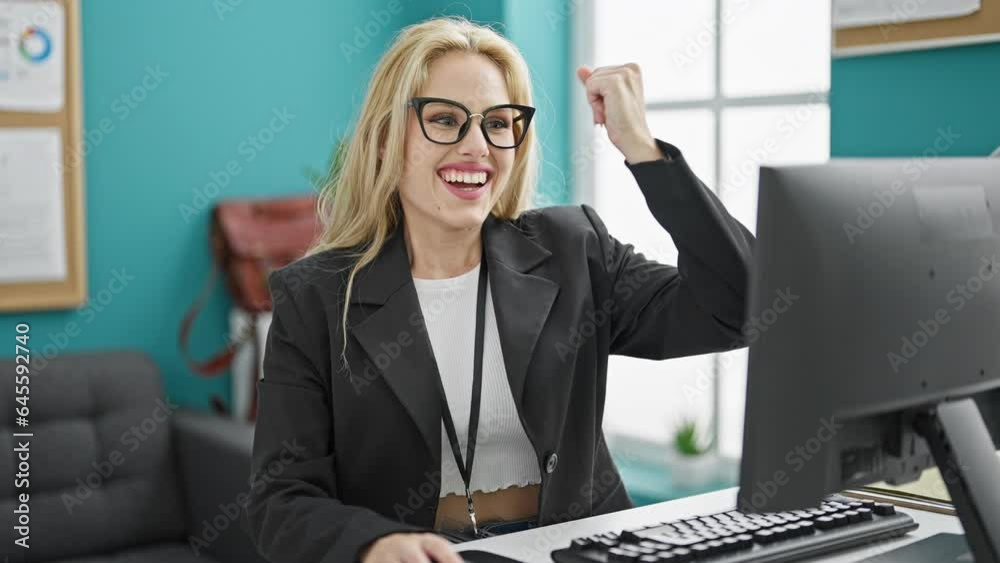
left=304, top=138, right=349, bottom=194
left=672, top=417, right=714, bottom=457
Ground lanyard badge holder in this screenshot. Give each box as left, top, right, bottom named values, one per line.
left=433, top=241, right=490, bottom=539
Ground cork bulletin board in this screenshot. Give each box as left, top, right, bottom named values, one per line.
left=0, top=0, right=86, bottom=312
left=834, top=0, right=1000, bottom=57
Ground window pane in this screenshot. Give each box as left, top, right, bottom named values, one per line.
left=647, top=109, right=717, bottom=190
left=604, top=355, right=716, bottom=444
left=719, top=104, right=830, bottom=233
left=717, top=348, right=748, bottom=458
left=595, top=1, right=716, bottom=102
left=721, top=0, right=831, bottom=97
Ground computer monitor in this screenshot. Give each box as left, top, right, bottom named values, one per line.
left=739, top=157, right=1000, bottom=562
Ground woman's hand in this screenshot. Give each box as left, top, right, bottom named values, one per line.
left=360, top=532, right=463, bottom=563
left=576, top=63, right=662, bottom=165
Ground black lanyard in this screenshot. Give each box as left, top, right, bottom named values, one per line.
left=431, top=249, right=489, bottom=537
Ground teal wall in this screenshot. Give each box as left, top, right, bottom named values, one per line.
left=1, top=1, right=571, bottom=410
left=831, top=42, right=1000, bottom=157
left=505, top=0, right=573, bottom=206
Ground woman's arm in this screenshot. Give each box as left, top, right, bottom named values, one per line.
left=241, top=270, right=426, bottom=562
left=583, top=139, right=754, bottom=359
left=575, top=63, right=754, bottom=359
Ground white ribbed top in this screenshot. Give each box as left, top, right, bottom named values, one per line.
left=413, top=263, right=542, bottom=496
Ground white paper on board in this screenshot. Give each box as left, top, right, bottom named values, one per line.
left=0, top=0, right=66, bottom=112
left=833, top=0, right=981, bottom=29
left=0, top=128, right=67, bottom=283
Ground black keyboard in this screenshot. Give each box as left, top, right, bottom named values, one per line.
left=551, top=495, right=918, bottom=562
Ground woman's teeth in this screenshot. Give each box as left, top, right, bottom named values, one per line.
left=439, top=169, right=488, bottom=186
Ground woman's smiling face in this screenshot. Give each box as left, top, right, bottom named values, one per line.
left=396, top=51, right=517, bottom=233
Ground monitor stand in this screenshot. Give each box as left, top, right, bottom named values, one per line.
left=914, top=398, right=1000, bottom=563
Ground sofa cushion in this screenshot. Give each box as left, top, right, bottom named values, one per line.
left=50, top=542, right=221, bottom=563
left=0, top=350, right=188, bottom=562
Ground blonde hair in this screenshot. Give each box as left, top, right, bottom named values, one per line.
left=306, top=16, right=539, bottom=366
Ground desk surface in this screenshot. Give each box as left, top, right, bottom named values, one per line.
left=456, top=488, right=963, bottom=562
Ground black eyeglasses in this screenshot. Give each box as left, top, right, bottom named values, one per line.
left=408, top=97, right=535, bottom=149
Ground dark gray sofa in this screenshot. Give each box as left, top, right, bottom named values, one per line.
left=0, top=349, right=268, bottom=563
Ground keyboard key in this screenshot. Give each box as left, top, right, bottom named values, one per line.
left=765, top=516, right=788, bottom=525
left=689, top=543, right=712, bottom=556
left=607, top=547, right=639, bottom=562
left=754, top=530, right=776, bottom=544
left=657, top=555, right=682, bottom=563
left=622, top=526, right=676, bottom=542
left=815, top=516, right=836, bottom=530
left=705, top=540, right=725, bottom=555
left=637, top=533, right=702, bottom=547
left=570, top=538, right=592, bottom=550
left=639, top=540, right=668, bottom=551
left=873, top=503, right=896, bottom=516
left=856, top=507, right=873, bottom=521
left=721, top=536, right=742, bottom=551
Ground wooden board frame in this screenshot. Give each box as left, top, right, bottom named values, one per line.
left=834, top=0, right=1000, bottom=57
left=0, top=0, right=86, bottom=312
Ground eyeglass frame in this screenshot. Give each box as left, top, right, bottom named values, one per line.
left=407, top=96, right=536, bottom=149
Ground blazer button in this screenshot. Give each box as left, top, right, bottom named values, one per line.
left=545, top=453, right=558, bottom=474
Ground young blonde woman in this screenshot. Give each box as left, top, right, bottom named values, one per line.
left=242, top=16, right=754, bottom=563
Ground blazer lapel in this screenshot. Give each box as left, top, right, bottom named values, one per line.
left=347, top=213, right=560, bottom=467
left=348, top=225, right=444, bottom=466
left=483, top=214, right=560, bottom=410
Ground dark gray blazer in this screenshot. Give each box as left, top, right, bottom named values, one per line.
left=241, top=139, right=755, bottom=563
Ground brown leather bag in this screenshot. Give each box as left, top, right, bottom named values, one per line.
left=179, top=194, right=322, bottom=415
